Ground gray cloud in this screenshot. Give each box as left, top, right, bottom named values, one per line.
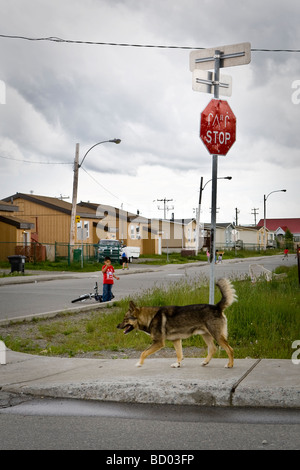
left=0, top=0, right=299, bottom=222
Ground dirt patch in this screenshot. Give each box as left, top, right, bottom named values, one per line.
left=65, top=347, right=205, bottom=360
left=0, top=309, right=206, bottom=360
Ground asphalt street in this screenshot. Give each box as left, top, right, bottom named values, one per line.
left=1, top=399, right=299, bottom=450
left=0, top=254, right=297, bottom=322
left=0, top=254, right=299, bottom=451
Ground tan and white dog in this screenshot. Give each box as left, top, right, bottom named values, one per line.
left=117, top=278, right=237, bottom=368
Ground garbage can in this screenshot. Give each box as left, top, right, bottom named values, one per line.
left=73, top=249, right=81, bottom=262
left=7, top=255, right=26, bottom=273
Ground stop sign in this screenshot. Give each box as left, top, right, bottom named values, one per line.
left=200, top=99, right=236, bottom=155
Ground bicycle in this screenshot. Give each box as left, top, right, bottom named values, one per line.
left=71, top=282, right=103, bottom=303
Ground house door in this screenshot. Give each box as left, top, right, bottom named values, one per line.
left=23, top=231, right=29, bottom=246
left=158, top=236, right=162, bottom=255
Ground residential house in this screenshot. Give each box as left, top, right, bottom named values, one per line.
left=230, top=225, right=259, bottom=249
left=79, top=202, right=158, bottom=255
left=161, top=218, right=197, bottom=253
left=215, top=223, right=236, bottom=248
left=257, top=218, right=300, bottom=247
left=0, top=193, right=160, bottom=260
left=202, top=223, right=259, bottom=250
left=0, top=200, right=34, bottom=261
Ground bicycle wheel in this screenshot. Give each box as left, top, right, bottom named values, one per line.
left=71, top=294, right=91, bottom=303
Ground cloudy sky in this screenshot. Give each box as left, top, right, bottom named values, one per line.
left=0, top=0, right=299, bottom=225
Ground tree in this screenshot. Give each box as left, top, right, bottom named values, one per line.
left=284, top=228, right=294, bottom=249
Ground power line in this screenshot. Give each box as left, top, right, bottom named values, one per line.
left=1, top=34, right=300, bottom=53
left=0, top=150, right=138, bottom=209
left=80, top=166, right=121, bottom=201
left=0, top=35, right=205, bottom=49
left=0, top=154, right=72, bottom=164
left=0, top=152, right=138, bottom=210
left=251, top=208, right=259, bottom=225
left=80, top=166, right=142, bottom=213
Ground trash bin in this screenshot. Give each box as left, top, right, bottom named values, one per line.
left=7, top=255, right=26, bottom=273
left=73, top=249, right=81, bottom=262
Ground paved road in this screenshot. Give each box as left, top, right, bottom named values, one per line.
left=0, top=254, right=299, bottom=451
left=1, top=399, right=300, bottom=450
left=0, top=255, right=297, bottom=322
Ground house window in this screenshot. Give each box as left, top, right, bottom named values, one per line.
left=77, top=220, right=89, bottom=239
left=130, top=225, right=135, bottom=239
left=84, top=221, right=89, bottom=238
left=136, top=225, right=140, bottom=239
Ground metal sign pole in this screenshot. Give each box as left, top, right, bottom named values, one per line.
left=209, top=50, right=220, bottom=304
left=190, top=42, right=250, bottom=302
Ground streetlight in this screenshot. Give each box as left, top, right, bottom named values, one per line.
left=79, top=139, right=121, bottom=168
left=263, top=189, right=286, bottom=250
left=69, top=139, right=121, bottom=261
left=195, top=176, right=232, bottom=255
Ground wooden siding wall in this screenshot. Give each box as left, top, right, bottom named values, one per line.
left=0, top=220, right=18, bottom=243
left=11, top=199, right=70, bottom=243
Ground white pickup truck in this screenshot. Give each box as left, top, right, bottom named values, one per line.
left=121, top=245, right=140, bottom=263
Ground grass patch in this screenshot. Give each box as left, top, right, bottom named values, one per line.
left=1, top=266, right=299, bottom=359
left=227, top=265, right=300, bottom=359
left=0, top=248, right=288, bottom=274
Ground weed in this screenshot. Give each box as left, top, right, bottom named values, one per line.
left=1, top=266, right=299, bottom=359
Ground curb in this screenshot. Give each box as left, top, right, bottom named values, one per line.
left=1, top=353, right=299, bottom=409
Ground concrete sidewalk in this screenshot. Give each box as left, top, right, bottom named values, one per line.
left=0, top=350, right=299, bottom=409
left=0, top=257, right=299, bottom=410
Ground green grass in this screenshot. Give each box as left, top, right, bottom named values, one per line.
left=226, top=265, right=300, bottom=359
left=0, top=248, right=289, bottom=274
left=1, top=266, right=299, bottom=359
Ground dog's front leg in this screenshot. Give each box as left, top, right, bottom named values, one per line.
left=136, top=341, right=164, bottom=367
left=170, top=339, right=183, bottom=368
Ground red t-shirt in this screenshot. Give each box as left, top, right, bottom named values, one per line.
left=102, top=265, right=115, bottom=284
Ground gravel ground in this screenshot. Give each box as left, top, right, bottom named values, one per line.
left=0, top=309, right=206, bottom=360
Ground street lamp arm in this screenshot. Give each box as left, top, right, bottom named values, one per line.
left=79, top=138, right=121, bottom=168
left=201, top=175, right=232, bottom=192
left=202, top=178, right=212, bottom=192
left=263, top=189, right=286, bottom=250
left=265, top=189, right=287, bottom=201
left=195, top=175, right=232, bottom=256
left=69, top=138, right=121, bottom=260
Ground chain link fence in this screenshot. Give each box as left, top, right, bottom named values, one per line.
left=0, top=241, right=99, bottom=265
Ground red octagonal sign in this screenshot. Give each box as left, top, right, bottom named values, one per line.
left=200, top=99, right=236, bottom=155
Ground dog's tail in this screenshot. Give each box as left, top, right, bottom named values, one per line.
left=216, top=278, right=237, bottom=311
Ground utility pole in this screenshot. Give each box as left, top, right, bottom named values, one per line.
left=235, top=207, right=240, bottom=226
left=195, top=177, right=203, bottom=255
left=69, top=139, right=121, bottom=263
left=251, top=208, right=259, bottom=225
left=157, top=198, right=174, bottom=219
left=69, top=143, right=80, bottom=262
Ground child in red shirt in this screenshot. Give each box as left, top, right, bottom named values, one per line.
left=282, top=248, right=289, bottom=260
left=102, top=256, right=119, bottom=302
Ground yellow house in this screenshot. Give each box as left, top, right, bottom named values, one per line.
left=161, top=218, right=197, bottom=253
left=1, top=193, right=159, bottom=260
left=1, top=193, right=105, bottom=261
left=0, top=200, right=34, bottom=261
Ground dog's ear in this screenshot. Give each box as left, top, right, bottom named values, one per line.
left=129, top=300, right=136, bottom=312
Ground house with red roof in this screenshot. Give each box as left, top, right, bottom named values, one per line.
left=257, top=218, right=300, bottom=245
